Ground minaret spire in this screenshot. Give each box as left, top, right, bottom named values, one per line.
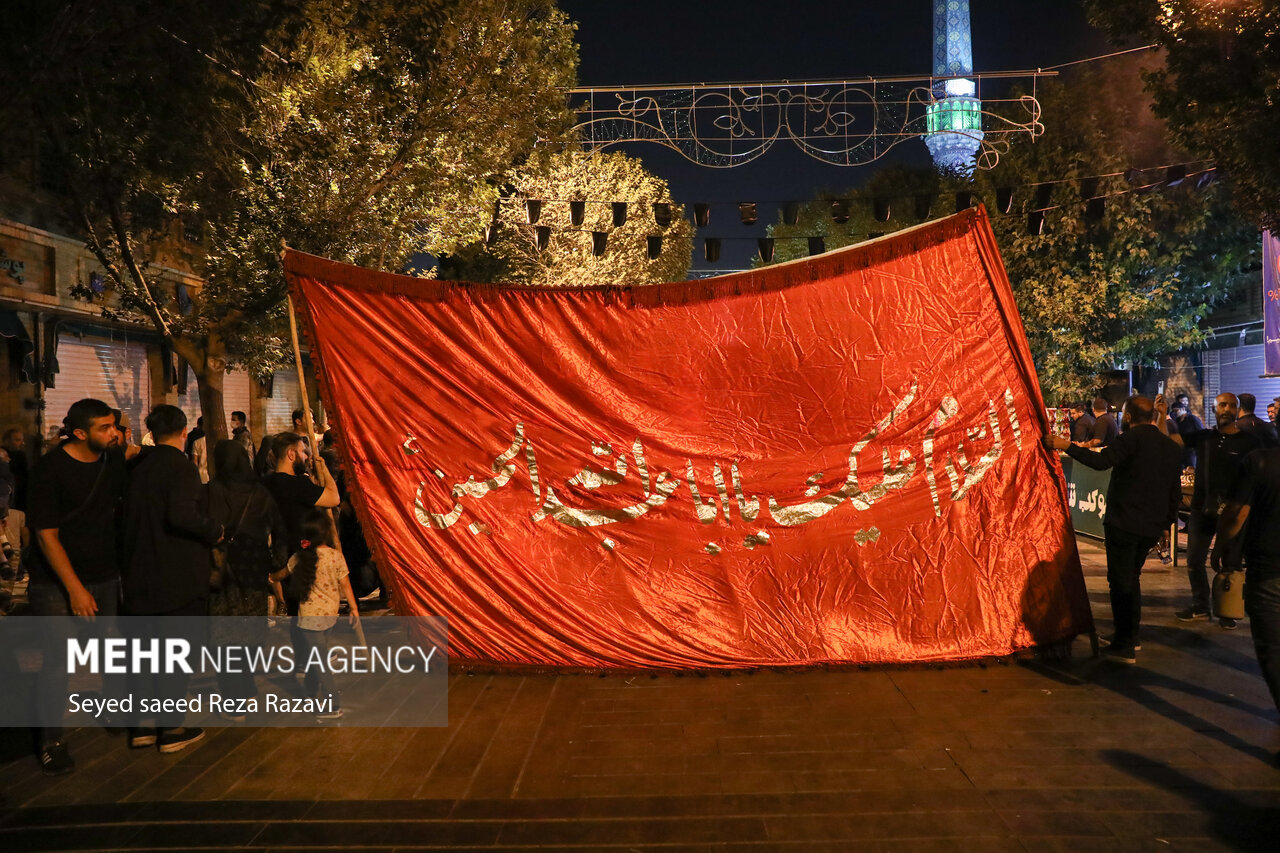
left=925, top=0, right=984, bottom=175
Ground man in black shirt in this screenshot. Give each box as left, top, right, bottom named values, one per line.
left=1084, top=397, right=1119, bottom=448
left=1215, top=447, right=1280, bottom=719
left=1045, top=395, right=1183, bottom=663
left=1236, top=393, right=1279, bottom=448
left=265, top=431, right=339, bottom=553
left=26, top=398, right=128, bottom=775
left=231, top=410, right=255, bottom=458
left=1172, top=393, right=1261, bottom=626
left=122, top=405, right=223, bottom=754
left=1068, top=401, right=1095, bottom=444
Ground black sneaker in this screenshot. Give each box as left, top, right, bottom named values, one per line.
left=1175, top=606, right=1209, bottom=622
left=128, top=728, right=157, bottom=749
left=1102, top=635, right=1141, bottom=651
left=1102, top=644, right=1137, bottom=665
left=1218, top=617, right=1239, bottom=630
left=39, top=740, right=74, bottom=776
left=157, top=727, right=205, bottom=754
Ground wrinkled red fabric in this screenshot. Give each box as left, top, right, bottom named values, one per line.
left=285, top=207, right=1092, bottom=669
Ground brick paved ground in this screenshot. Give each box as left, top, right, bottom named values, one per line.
left=1, top=535, right=1277, bottom=851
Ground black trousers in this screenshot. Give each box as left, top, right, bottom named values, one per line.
left=1245, top=568, right=1280, bottom=714
left=1104, top=524, right=1160, bottom=650
left=1185, top=508, right=1244, bottom=611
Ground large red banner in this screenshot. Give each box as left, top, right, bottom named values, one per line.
left=285, top=208, right=1092, bottom=669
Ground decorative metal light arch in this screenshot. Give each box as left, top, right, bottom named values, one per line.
left=563, top=1, right=1048, bottom=171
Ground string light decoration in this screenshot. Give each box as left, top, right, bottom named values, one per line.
left=566, top=69, right=1046, bottom=170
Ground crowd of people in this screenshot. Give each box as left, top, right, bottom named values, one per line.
left=1046, top=391, right=1280, bottom=723
left=17, top=398, right=378, bottom=776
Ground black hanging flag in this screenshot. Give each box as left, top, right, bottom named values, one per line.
left=782, top=202, right=800, bottom=226
left=995, top=187, right=1014, bottom=214
left=653, top=202, right=671, bottom=228
left=526, top=199, right=542, bottom=225
left=830, top=199, right=850, bottom=224
left=738, top=202, right=758, bottom=225
left=535, top=225, right=551, bottom=250
left=569, top=200, right=585, bottom=227
left=647, top=235, right=663, bottom=260
left=694, top=203, right=711, bottom=227
left=612, top=202, right=628, bottom=228
left=808, top=236, right=825, bottom=256
left=914, top=194, right=934, bottom=220
left=704, top=237, right=721, bottom=262
left=757, top=237, right=775, bottom=263
left=592, top=231, right=608, bottom=257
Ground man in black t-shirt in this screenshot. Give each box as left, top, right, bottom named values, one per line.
left=26, top=398, right=128, bottom=775
left=264, top=432, right=340, bottom=553
left=1236, top=393, right=1279, bottom=448
left=1215, top=447, right=1280, bottom=717
left=1068, top=402, right=1095, bottom=444
left=1172, top=393, right=1262, bottom=626
left=1084, top=397, right=1119, bottom=448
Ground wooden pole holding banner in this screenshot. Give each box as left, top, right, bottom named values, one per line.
left=283, top=243, right=367, bottom=647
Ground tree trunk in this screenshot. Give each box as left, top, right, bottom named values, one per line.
left=173, top=334, right=228, bottom=477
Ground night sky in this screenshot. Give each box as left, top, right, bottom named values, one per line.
left=557, top=0, right=1114, bottom=272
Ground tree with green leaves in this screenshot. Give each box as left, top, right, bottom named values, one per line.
left=441, top=149, right=694, bottom=287
left=4, top=0, right=579, bottom=443
left=1086, top=1, right=1280, bottom=232
left=766, top=58, right=1258, bottom=403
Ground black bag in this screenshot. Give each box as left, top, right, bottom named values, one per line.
left=210, top=486, right=274, bottom=590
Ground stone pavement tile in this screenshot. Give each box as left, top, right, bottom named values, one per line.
left=305, top=798, right=455, bottom=820
left=158, top=726, right=286, bottom=801
left=995, top=808, right=1115, bottom=837
left=461, top=676, right=559, bottom=799
left=763, top=810, right=1007, bottom=842
left=812, top=768, right=975, bottom=792
left=0, top=823, right=143, bottom=851
left=122, top=820, right=270, bottom=848
left=570, top=733, right=720, bottom=759
left=254, top=818, right=505, bottom=848
left=945, top=745, right=1214, bottom=770
left=214, top=727, right=319, bottom=801
left=496, top=815, right=770, bottom=846
left=0, top=801, right=144, bottom=827
left=10, top=727, right=125, bottom=807
left=413, top=675, right=527, bottom=799
left=982, top=786, right=1212, bottom=812
left=958, top=761, right=1237, bottom=792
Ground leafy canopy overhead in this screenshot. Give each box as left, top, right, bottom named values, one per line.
left=1086, top=0, right=1280, bottom=232
left=441, top=149, right=694, bottom=287
left=767, top=58, right=1258, bottom=403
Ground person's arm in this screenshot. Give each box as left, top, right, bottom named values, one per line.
left=1047, top=429, right=1132, bottom=471
left=312, top=457, right=340, bottom=509
left=35, top=528, right=99, bottom=620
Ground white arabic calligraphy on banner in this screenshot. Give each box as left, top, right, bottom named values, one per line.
left=411, top=383, right=1024, bottom=536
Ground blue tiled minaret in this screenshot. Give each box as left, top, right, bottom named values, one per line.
left=925, top=0, right=984, bottom=175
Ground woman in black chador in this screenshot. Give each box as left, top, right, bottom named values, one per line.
left=205, top=438, right=289, bottom=711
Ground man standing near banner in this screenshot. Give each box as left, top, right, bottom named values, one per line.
left=1170, top=393, right=1261, bottom=628
left=1044, top=395, right=1183, bottom=663
left=1214, top=446, right=1280, bottom=726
